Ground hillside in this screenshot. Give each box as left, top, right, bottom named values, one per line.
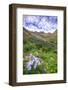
left=23, top=27, right=57, bottom=74
left=23, top=27, right=57, bottom=42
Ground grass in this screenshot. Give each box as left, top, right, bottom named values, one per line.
left=23, top=28, right=57, bottom=74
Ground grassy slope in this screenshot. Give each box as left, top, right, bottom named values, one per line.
left=23, top=27, right=57, bottom=74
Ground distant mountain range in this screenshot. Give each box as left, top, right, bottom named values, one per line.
left=23, top=27, right=57, bottom=44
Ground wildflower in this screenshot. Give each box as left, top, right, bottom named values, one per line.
left=26, top=53, right=41, bottom=71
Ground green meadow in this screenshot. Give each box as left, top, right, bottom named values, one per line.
left=23, top=27, right=57, bottom=74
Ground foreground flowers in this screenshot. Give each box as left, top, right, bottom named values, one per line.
left=26, top=54, right=41, bottom=71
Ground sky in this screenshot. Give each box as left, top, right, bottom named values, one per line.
left=23, top=15, right=57, bottom=33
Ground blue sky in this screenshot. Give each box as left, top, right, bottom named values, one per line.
left=23, top=15, right=57, bottom=33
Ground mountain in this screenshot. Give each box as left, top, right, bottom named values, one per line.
left=23, top=27, right=57, bottom=44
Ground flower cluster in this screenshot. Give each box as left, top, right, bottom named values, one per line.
left=26, top=54, right=41, bottom=71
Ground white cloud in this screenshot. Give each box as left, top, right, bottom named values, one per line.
left=23, top=15, right=57, bottom=33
